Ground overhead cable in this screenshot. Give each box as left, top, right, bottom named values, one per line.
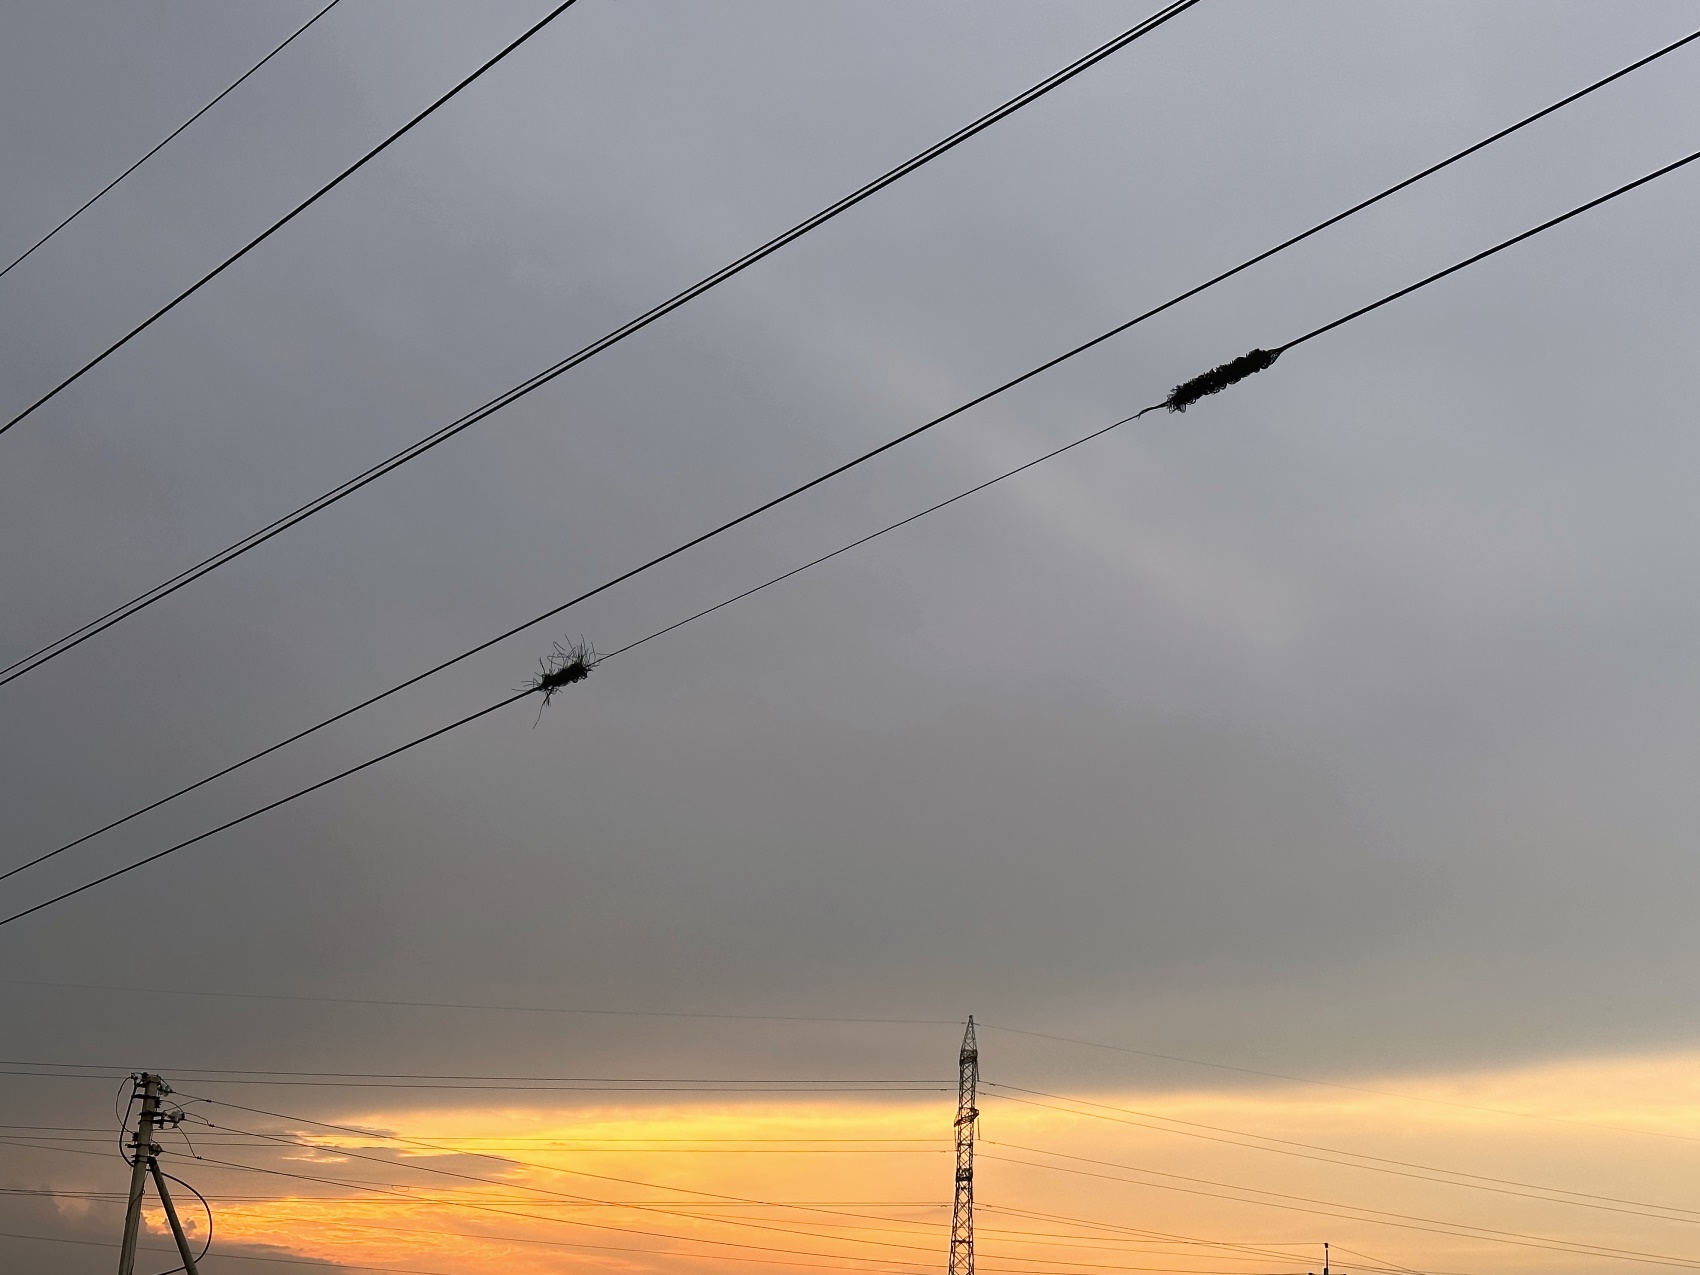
left=976, top=1022, right=1700, bottom=1144
left=981, top=1083, right=1700, bottom=1224
left=0, top=976, right=952, bottom=1024
left=5, top=140, right=1699, bottom=928
left=187, top=1125, right=1289, bottom=1275
left=983, top=1144, right=1700, bottom=1272
left=0, top=0, right=582, bottom=439
left=190, top=1095, right=948, bottom=1233
left=0, top=1059, right=934, bottom=1082
left=0, top=0, right=1206, bottom=685
left=174, top=1146, right=946, bottom=1269
left=0, top=1227, right=473, bottom=1275
left=5, top=37, right=1696, bottom=894
left=0, top=2, right=342, bottom=282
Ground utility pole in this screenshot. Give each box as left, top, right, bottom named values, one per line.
left=949, top=1017, right=978, bottom=1275
left=117, top=1072, right=201, bottom=1275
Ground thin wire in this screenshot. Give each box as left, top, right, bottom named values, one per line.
left=198, top=1153, right=1237, bottom=1275
left=0, top=1187, right=943, bottom=1205
left=0, top=411, right=1131, bottom=926
left=0, top=2, right=342, bottom=282
left=0, top=1229, right=479, bottom=1275
left=6, top=35, right=1695, bottom=890
left=983, top=1145, right=1700, bottom=1271
left=979, top=1205, right=1318, bottom=1265
left=143, top=1170, right=213, bottom=1275
left=0, top=689, right=530, bottom=929
left=0, top=0, right=581, bottom=440
left=223, top=1205, right=1294, bottom=1275
left=11, top=134, right=1700, bottom=927
left=0, top=403, right=1115, bottom=894
left=0, top=0, right=1203, bottom=687
left=977, top=1023, right=1700, bottom=1145
left=981, top=1083, right=1700, bottom=1223
left=172, top=1206, right=945, bottom=1274
left=175, top=1148, right=944, bottom=1268
left=47, top=1081, right=945, bottom=1093
left=1275, top=146, right=1700, bottom=355
left=0, top=1059, right=935, bottom=1081
left=189, top=1098, right=953, bottom=1238
left=0, top=1125, right=939, bottom=1144
left=170, top=1105, right=1370, bottom=1275
left=0, top=978, right=950, bottom=1026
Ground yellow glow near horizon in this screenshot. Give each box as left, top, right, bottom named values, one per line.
left=125, top=1048, right=1700, bottom=1275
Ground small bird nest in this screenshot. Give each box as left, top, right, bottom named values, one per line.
left=1163, top=347, right=1280, bottom=413
left=524, top=637, right=600, bottom=724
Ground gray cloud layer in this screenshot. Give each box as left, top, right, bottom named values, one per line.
left=4, top=5, right=1700, bottom=1208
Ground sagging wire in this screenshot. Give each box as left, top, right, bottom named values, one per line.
left=144, top=1169, right=214, bottom=1275
left=114, top=1073, right=216, bottom=1274
left=12, top=124, right=1700, bottom=929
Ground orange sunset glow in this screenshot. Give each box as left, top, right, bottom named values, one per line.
left=114, top=1046, right=1700, bottom=1275
left=9, top=6, right=1700, bottom=1275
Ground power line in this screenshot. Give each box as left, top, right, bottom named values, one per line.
left=0, top=1138, right=1331, bottom=1275
left=167, top=1207, right=949, bottom=1275
left=0, top=0, right=1202, bottom=685
left=0, top=1229, right=480, bottom=1275
left=0, top=0, right=581, bottom=441
left=12, top=1083, right=942, bottom=1096
left=0, top=2, right=343, bottom=282
left=189, top=1097, right=948, bottom=1231
left=0, top=403, right=1122, bottom=892
left=979, top=1205, right=1319, bottom=1265
left=984, top=1144, right=1700, bottom=1272
left=7, top=33, right=1695, bottom=897
left=981, top=1084, right=1700, bottom=1225
left=6, top=139, right=1699, bottom=930
left=173, top=1145, right=946, bottom=1269
left=0, top=976, right=952, bottom=1024
left=0, top=1186, right=944, bottom=1205
left=194, top=1141, right=1291, bottom=1275
left=976, top=1023, right=1700, bottom=1145
left=13, top=16, right=1696, bottom=696
left=0, top=408, right=1134, bottom=922
left=3, top=1135, right=939, bottom=1154
left=0, top=1058, right=936, bottom=1081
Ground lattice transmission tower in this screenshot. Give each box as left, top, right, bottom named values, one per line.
left=949, top=1016, right=979, bottom=1275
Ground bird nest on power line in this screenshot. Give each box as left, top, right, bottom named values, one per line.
left=1163, top=347, right=1280, bottom=413
left=524, top=637, right=601, bottom=723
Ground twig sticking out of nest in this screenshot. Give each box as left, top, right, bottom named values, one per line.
left=1162, top=347, right=1281, bottom=413
left=524, top=637, right=600, bottom=725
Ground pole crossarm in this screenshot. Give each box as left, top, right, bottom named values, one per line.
left=116, top=1072, right=202, bottom=1275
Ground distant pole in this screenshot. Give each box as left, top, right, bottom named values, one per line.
left=949, top=1016, right=979, bottom=1275
left=116, top=1072, right=201, bottom=1275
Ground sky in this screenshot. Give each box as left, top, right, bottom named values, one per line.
left=4, top=0, right=1700, bottom=1271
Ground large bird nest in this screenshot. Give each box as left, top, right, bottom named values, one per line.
left=1164, top=347, right=1280, bottom=413
left=524, top=637, right=600, bottom=723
